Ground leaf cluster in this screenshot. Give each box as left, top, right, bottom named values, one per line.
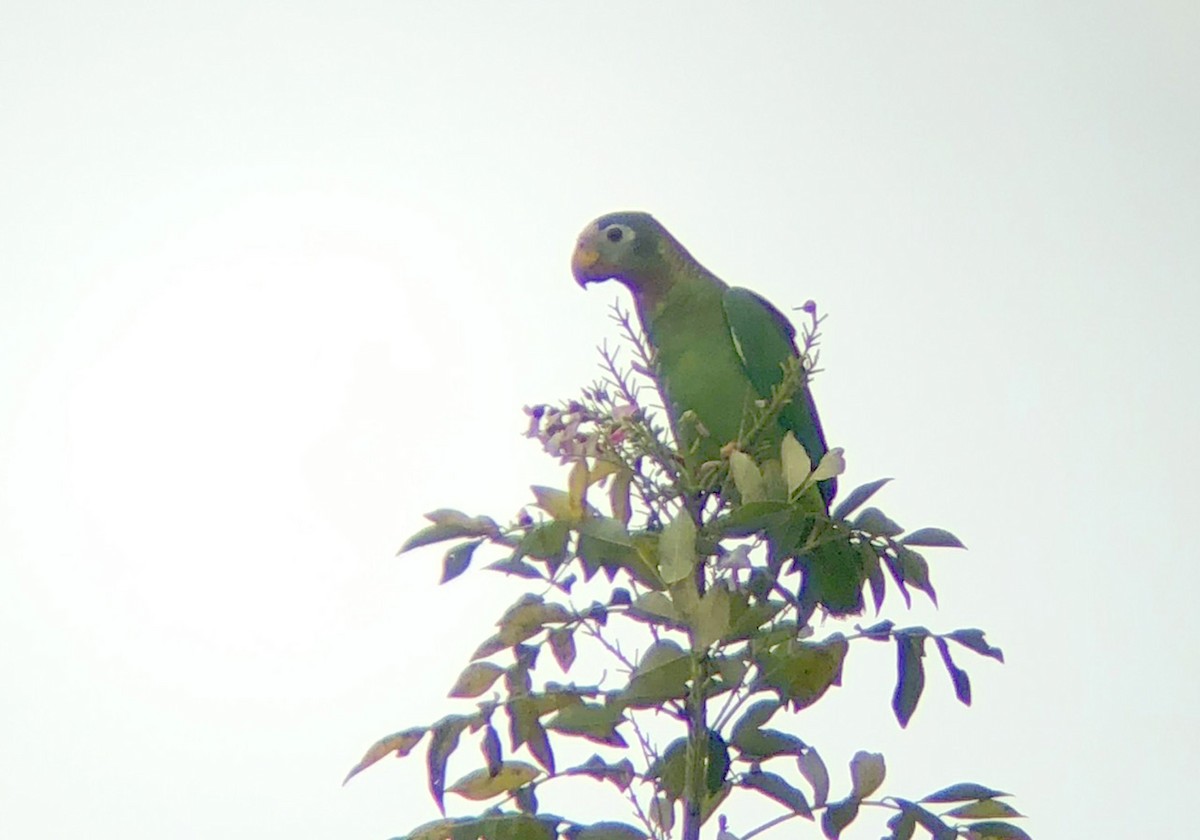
left=348, top=309, right=1026, bottom=840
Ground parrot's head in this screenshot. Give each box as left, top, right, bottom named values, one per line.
left=571, top=211, right=672, bottom=293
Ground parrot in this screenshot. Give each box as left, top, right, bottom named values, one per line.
left=570, top=210, right=836, bottom=508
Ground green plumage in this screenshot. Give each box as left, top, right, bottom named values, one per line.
left=572, top=211, right=835, bottom=507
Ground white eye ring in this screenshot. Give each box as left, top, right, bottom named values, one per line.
left=605, top=224, right=634, bottom=244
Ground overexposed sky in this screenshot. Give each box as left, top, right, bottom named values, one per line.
left=2, top=3, right=1197, bottom=838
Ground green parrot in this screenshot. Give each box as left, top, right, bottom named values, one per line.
left=571, top=210, right=836, bottom=508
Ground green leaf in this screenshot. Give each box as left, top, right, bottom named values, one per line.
left=396, top=816, right=463, bottom=840
left=921, top=782, right=1012, bottom=803
left=946, top=629, right=1005, bottom=663
left=763, top=505, right=820, bottom=558
left=406, top=813, right=558, bottom=840
left=395, top=816, right=460, bottom=840
left=859, top=619, right=895, bottom=640
left=711, top=653, right=749, bottom=690
left=730, top=450, right=767, bottom=503
left=506, top=645, right=536, bottom=693
left=496, top=594, right=571, bottom=646
left=689, top=584, right=732, bottom=651
left=485, top=555, right=544, bottom=580
left=854, top=506, right=903, bottom=537
left=831, top=477, right=892, bottom=520
left=617, top=640, right=690, bottom=708
left=863, top=542, right=887, bottom=612
left=701, top=783, right=732, bottom=825
left=821, top=796, right=859, bottom=839
left=900, top=527, right=966, bottom=549
left=959, top=822, right=1032, bottom=840
left=448, top=662, right=505, bottom=698
left=730, top=698, right=781, bottom=740
left=545, top=703, right=627, bottom=747
left=344, top=727, right=427, bottom=784
left=528, top=686, right=592, bottom=715
left=577, top=532, right=665, bottom=591
left=575, top=514, right=634, bottom=546
left=724, top=595, right=783, bottom=642
left=564, top=755, right=635, bottom=790
left=548, top=627, right=576, bottom=671
left=650, top=796, right=674, bottom=831
left=715, top=500, right=792, bottom=538
left=446, top=761, right=539, bottom=800
left=506, top=698, right=555, bottom=773
left=895, top=546, right=937, bottom=606
left=441, top=539, right=482, bottom=583
left=753, top=634, right=848, bottom=710
left=399, top=510, right=501, bottom=554
left=796, top=747, right=830, bottom=807
left=513, top=784, right=536, bottom=815
left=760, top=458, right=788, bottom=501
left=849, top=751, right=886, bottom=800
left=399, top=813, right=560, bottom=840
left=518, top=521, right=569, bottom=561
left=658, top=513, right=697, bottom=584
left=886, top=809, right=917, bottom=840
left=742, top=770, right=813, bottom=817
left=471, top=634, right=506, bottom=661
left=892, top=799, right=954, bottom=839
left=732, top=726, right=805, bottom=761
left=799, top=534, right=867, bottom=616
left=893, top=630, right=928, bottom=727
left=569, top=822, right=647, bottom=840
left=627, top=592, right=685, bottom=628
left=647, top=730, right=730, bottom=799
left=934, top=637, right=971, bottom=705
left=481, top=725, right=502, bottom=776
left=881, top=550, right=912, bottom=608
left=668, top=573, right=701, bottom=619
left=944, top=799, right=1023, bottom=819
left=427, top=714, right=474, bottom=814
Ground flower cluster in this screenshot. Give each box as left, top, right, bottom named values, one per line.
left=523, top=393, right=639, bottom=465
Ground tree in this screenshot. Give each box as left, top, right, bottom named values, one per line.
left=346, top=304, right=1028, bottom=840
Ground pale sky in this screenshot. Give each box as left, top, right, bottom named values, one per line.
left=2, top=3, right=1197, bottom=838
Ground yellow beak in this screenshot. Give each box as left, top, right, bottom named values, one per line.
left=572, top=246, right=601, bottom=287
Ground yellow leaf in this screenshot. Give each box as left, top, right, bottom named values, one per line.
left=447, top=761, right=539, bottom=800
left=568, top=460, right=589, bottom=518
left=729, top=450, right=766, bottom=503
left=530, top=486, right=575, bottom=521
left=609, top=469, right=633, bottom=526
left=811, top=447, right=846, bottom=482
left=781, top=432, right=812, bottom=496
left=588, top=459, right=622, bottom=485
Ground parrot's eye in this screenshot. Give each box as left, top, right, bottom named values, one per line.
left=606, top=227, right=624, bottom=243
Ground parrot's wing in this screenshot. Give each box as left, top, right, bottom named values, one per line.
left=723, top=287, right=835, bottom=506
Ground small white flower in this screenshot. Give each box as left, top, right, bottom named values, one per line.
left=717, top=545, right=753, bottom=571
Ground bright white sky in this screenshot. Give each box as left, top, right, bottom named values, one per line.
left=2, top=3, right=1197, bottom=838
